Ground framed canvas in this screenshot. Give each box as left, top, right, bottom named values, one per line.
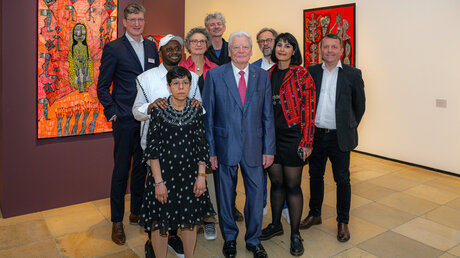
left=303, top=3, right=356, bottom=67
left=37, top=0, right=118, bottom=138
left=144, top=34, right=165, bottom=62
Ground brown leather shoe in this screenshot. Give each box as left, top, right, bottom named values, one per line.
left=129, top=213, right=140, bottom=225
left=299, top=216, right=322, bottom=229
left=337, top=222, right=350, bottom=242
left=112, top=222, right=126, bottom=245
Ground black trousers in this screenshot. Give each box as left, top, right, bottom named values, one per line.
left=110, top=120, right=147, bottom=223
left=308, top=129, right=351, bottom=223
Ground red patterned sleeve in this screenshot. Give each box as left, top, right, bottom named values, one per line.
left=298, top=68, right=316, bottom=148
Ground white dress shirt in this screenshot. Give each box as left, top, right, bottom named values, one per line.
left=261, top=57, right=275, bottom=71
left=315, top=61, right=342, bottom=129
left=125, top=32, right=145, bottom=71
left=132, top=63, right=201, bottom=150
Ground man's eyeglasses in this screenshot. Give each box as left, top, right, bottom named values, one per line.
left=257, top=38, right=274, bottom=45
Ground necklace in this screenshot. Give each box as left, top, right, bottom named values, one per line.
left=196, top=67, right=201, bottom=71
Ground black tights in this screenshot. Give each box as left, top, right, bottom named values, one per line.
left=267, top=163, right=303, bottom=235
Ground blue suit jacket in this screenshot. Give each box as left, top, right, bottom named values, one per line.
left=97, top=35, right=159, bottom=123
left=252, top=58, right=262, bottom=67
left=202, top=63, right=276, bottom=167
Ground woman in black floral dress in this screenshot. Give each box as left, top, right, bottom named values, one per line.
left=140, top=66, right=215, bottom=258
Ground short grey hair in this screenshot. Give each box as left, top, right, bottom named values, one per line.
left=124, top=3, right=146, bottom=19
left=228, top=31, right=252, bottom=49
left=184, top=27, right=212, bottom=53
left=204, top=12, right=226, bottom=27
left=256, top=28, right=278, bottom=41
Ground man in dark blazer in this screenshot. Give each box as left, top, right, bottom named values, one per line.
left=203, top=31, right=275, bottom=258
left=96, top=3, right=159, bottom=245
left=300, top=34, right=365, bottom=243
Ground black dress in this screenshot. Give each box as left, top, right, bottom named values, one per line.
left=271, top=67, right=305, bottom=167
left=140, top=98, right=215, bottom=234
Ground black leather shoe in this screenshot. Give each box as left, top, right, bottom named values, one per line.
left=168, top=235, right=184, bottom=256
left=299, top=215, right=322, bottom=229
left=246, top=243, right=268, bottom=258
left=111, top=222, right=126, bottom=245
left=337, top=222, right=350, bottom=242
left=233, top=207, right=244, bottom=222
left=290, top=234, right=304, bottom=256
left=260, top=223, right=283, bottom=240
left=223, top=240, right=237, bottom=258
left=145, top=239, right=155, bottom=258
left=129, top=213, right=140, bottom=225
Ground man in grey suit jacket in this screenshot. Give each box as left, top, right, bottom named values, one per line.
left=203, top=31, right=275, bottom=258
left=300, top=34, right=365, bottom=243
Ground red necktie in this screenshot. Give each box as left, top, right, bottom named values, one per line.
left=238, top=71, right=247, bottom=106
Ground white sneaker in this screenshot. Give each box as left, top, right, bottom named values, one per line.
left=263, top=207, right=268, bottom=216
left=203, top=223, right=217, bottom=240
left=282, top=208, right=290, bottom=225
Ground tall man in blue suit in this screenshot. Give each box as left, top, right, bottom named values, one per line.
left=203, top=31, right=276, bottom=258
left=97, top=3, right=159, bottom=245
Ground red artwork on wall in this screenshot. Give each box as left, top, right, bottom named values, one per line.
left=37, top=0, right=118, bottom=138
left=304, top=3, right=356, bottom=67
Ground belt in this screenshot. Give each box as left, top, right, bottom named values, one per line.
left=315, top=127, right=336, bottom=133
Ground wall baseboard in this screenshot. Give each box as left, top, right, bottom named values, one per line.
left=352, top=150, right=459, bottom=178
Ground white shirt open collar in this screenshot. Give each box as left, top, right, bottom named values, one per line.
left=321, top=60, right=342, bottom=71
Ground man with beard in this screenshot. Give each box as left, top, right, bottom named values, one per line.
left=204, top=12, right=231, bottom=65
left=253, top=28, right=277, bottom=71
left=252, top=28, right=288, bottom=222
left=133, top=34, right=201, bottom=258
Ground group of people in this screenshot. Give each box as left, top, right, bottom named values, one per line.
left=97, top=3, right=365, bottom=258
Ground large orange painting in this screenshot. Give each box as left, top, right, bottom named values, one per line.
left=38, top=0, right=117, bottom=138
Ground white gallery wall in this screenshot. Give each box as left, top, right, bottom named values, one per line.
left=185, top=0, right=460, bottom=175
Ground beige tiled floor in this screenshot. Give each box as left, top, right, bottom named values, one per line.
left=1, top=152, right=460, bottom=257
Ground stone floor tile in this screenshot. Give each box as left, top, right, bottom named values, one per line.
left=0, top=212, right=43, bottom=227
left=56, top=225, right=128, bottom=257
left=423, top=206, right=460, bottom=230
left=404, top=184, right=459, bottom=204
left=393, top=218, right=460, bottom=251
left=446, top=198, right=460, bottom=211
left=0, top=239, right=60, bottom=257
left=45, top=205, right=109, bottom=237
left=0, top=220, right=51, bottom=250
left=332, top=247, right=378, bottom=258
left=377, top=192, right=439, bottom=216
left=367, top=174, right=421, bottom=191
left=351, top=202, right=416, bottom=229
left=97, top=248, right=139, bottom=257
left=358, top=231, right=443, bottom=258
left=448, top=244, right=460, bottom=257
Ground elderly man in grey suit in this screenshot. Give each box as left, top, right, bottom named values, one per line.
left=300, top=34, right=365, bottom=243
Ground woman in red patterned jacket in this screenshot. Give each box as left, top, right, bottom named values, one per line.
left=260, top=32, right=316, bottom=257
